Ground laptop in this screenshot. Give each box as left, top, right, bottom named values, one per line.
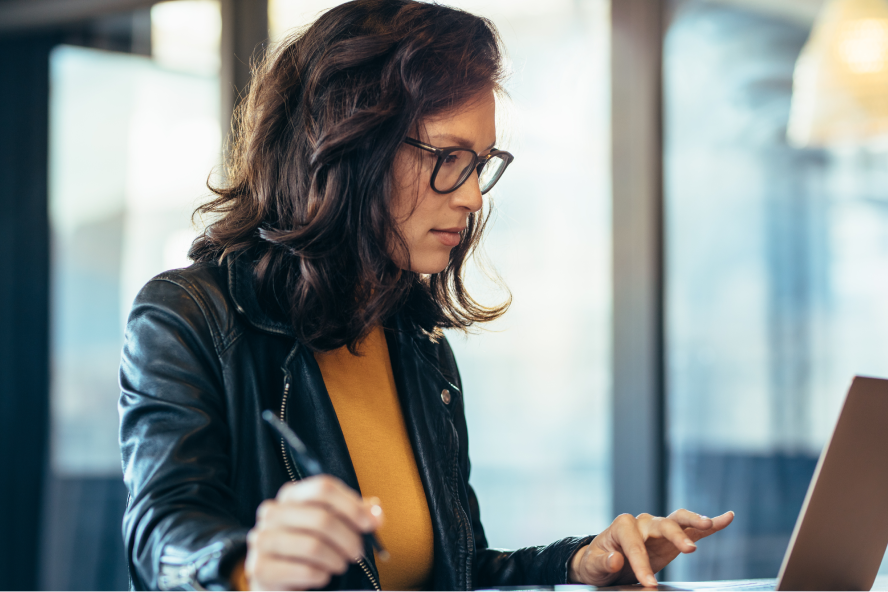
left=483, top=376, right=888, bottom=592
left=777, top=375, right=888, bottom=589
left=600, top=375, right=888, bottom=591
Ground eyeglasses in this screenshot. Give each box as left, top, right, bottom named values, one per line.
left=404, top=137, right=514, bottom=195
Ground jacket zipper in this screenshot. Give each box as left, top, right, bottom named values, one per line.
left=451, top=427, right=474, bottom=590
left=278, top=381, right=299, bottom=482
left=356, top=558, right=381, bottom=590
left=279, top=379, right=381, bottom=591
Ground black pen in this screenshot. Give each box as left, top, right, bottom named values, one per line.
left=261, top=410, right=390, bottom=561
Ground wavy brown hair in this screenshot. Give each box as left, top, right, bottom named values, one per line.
left=190, top=0, right=510, bottom=352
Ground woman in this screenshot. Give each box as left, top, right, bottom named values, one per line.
left=119, top=0, right=732, bottom=590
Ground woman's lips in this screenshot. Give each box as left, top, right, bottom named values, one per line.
left=430, top=229, right=462, bottom=247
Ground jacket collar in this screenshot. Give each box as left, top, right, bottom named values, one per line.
left=226, top=250, right=438, bottom=351
left=226, top=252, right=297, bottom=338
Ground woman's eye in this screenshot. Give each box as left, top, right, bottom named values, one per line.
left=442, top=154, right=460, bottom=165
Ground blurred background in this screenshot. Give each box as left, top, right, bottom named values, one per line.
left=1, top=0, right=888, bottom=589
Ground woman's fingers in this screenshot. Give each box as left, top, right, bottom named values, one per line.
left=575, top=543, right=626, bottom=581
left=577, top=509, right=733, bottom=587
left=678, top=510, right=735, bottom=542
left=611, top=514, right=658, bottom=587
left=598, top=550, right=625, bottom=574
left=246, top=553, right=333, bottom=591
left=648, top=516, right=698, bottom=553
left=581, top=546, right=626, bottom=582
left=247, top=478, right=385, bottom=590
left=667, top=508, right=714, bottom=531
left=711, top=511, right=734, bottom=529
left=364, top=496, right=385, bottom=526
left=248, top=528, right=350, bottom=574
left=257, top=502, right=365, bottom=560
left=697, top=511, right=734, bottom=537
left=277, top=475, right=378, bottom=533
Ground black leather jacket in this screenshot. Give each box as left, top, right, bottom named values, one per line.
left=119, top=254, right=593, bottom=590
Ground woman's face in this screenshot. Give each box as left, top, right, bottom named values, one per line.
left=390, top=90, right=496, bottom=274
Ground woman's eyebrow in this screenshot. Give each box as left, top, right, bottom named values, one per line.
left=433, top=133, right=497, bottom=151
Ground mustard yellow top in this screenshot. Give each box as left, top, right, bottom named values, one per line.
left=314, top=325, right=435, bottom=591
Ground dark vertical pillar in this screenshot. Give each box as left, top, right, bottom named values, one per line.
left=0, top=33, right=55, bottom=592
left=611, top=0, right=666, bottom=519
left=220, top=0, right=269, bottom=144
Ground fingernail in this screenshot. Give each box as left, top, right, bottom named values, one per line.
left=647, top=576, right=658, bottom=587
left=370, top=504, right=383, bottom=517
left=684, top=538, right=696, bottom=549
left=700, top=515, right=710, bottom=520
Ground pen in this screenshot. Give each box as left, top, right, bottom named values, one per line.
left=261, top=410, right=390, bottom=561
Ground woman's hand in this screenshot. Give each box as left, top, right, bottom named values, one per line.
left=568, top=509, right=734, bottom=588
left=245, top=475, right=383, bottom=591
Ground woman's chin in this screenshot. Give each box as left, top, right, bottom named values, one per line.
left=408, top=255, right=451, bottom=275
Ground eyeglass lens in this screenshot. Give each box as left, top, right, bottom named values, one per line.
left=433, top=149, right=509, bottom=193
left=478, top=155, right=508, bottom=193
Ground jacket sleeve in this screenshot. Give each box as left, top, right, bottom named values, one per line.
left=469, top=485, right=595, bottom=587
left=437, top=338, right=596, bottom=588
left=119, top=275, right=247, bottom=591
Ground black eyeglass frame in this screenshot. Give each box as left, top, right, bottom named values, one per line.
left=404, top=137, right=514, bottom=195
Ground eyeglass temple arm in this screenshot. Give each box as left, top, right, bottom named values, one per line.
left=403, top=137, right=440, bottom=153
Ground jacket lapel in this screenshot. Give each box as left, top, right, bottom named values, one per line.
left=281, top=343, right=362, bottom=493
left=386, top=319, right=468, bottom=591
left=280, top=342, right=380, bottom=589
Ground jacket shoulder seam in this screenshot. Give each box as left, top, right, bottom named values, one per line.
left=151, top=274, right=239, bottom=356
left=216, top=329, right=242, bottom=357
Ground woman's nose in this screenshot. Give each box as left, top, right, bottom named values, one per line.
left=450, top=174, right=484, bottom=213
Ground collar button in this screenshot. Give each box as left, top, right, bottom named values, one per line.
left=440, top=388, right=451, bottom=405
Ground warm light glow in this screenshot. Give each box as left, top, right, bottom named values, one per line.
left=268, top=0, right=339, bottom=43
left=788, top=0, right=888, bottom=146
left=838, top=17, right=888, bottom=73
left=151, top=0, right=221, bottom=75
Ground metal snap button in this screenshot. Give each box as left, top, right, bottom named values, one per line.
left=440, top=388, right=451, bottom=404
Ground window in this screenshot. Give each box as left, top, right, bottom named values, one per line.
left=45, top=3, right=221, bottom=587
left=665, top=1, right=888, bottom=579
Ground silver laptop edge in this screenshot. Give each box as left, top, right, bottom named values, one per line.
left=775, top=375, right=888, bottom=591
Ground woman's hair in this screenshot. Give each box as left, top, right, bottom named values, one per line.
left=190, top=0, right=510, bottom=352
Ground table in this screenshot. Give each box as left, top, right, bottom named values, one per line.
left=481, top=575, right=888, bottom=590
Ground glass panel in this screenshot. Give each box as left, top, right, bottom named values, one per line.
left=269, top=0, right=612, bottom=548
left=49, top=2, right=221, bottom=477
left=665, top=1, right=888, bottom=580
left=44, top=5, right=222, bottom=589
